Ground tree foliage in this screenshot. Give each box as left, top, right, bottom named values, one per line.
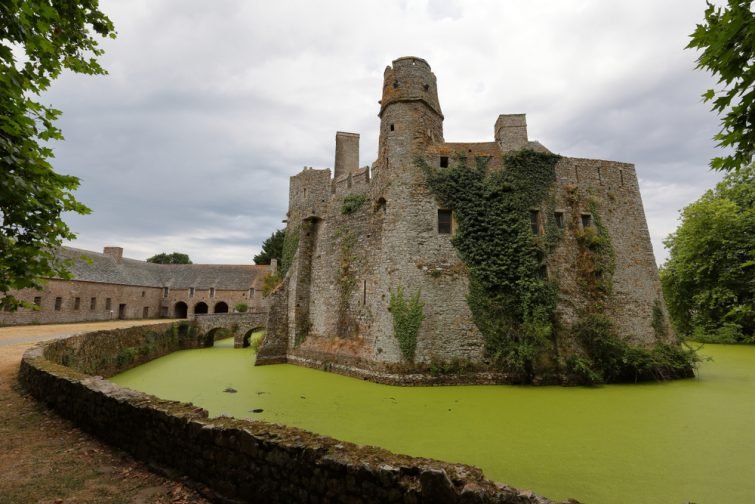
left=0, top=0, right=115, bottom=309
left=253, top=229, right=285, bottom=265
left=687, top=0, right=755, bottom=171
left=146, top=252, right=192, bottom=265
left=661, top=164, right=754, bottom=342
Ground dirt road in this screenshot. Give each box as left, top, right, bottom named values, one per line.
left=0, top=320, right=210, bottom=504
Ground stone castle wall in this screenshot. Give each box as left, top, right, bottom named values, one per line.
left=19, top=324, right=566, bottom=504
left=257, top=56, right=676, bottom=383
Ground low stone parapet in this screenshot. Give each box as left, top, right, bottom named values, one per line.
left=18, top=323, right=573, bottom=503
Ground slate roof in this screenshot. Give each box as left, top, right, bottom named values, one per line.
left=58, top=247, right=265, bottom=290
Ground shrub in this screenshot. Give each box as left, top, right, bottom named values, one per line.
left=389, top=287, right=424, bottom=362
left=235, top=303, right=249, bottom=313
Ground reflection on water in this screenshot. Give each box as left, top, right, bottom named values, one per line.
left=111, top=343, right=755, bottom=504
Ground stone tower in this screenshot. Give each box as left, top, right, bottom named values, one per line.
left=377, top=57, right=444, bottom=174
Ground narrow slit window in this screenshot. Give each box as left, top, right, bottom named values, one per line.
left=210, top=287, right=216, bottom=298
left=438, top=209, right=452, bottom=234
left=74, top=297, right=80, bottom=310
left=363, top=280, right=367, bottom=305
left=105, top=298, right=112, bottom=310
left=390, top=123, right=394, bottom=131
left=163, top=287, right=168, bottom=298
left=90, top=297, right=96, bottom=310
left=440, top=156, right=449, bottom=168
left=189, top=287, right=195, bottom=298
left=530, top=210, right=541, bottom=235
left=581, top=214, right=593, bottom=228
left=554, top=212, right=564, bottom=229
left=55, top=297, right=62, bottom=311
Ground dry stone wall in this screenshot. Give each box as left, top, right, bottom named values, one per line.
left=19, top=324, right=571, bottom=504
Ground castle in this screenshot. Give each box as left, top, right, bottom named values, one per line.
left=256, top=56, right=683, bottom=384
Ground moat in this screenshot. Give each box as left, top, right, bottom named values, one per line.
left=111, top=340, right=755, bottom=504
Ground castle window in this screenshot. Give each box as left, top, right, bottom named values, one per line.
left=90, top=297, right=96, bottom=310
left=189, top=287, right=195, bottom=298
left=249, top=288, right=255, bottom=299
left=530, top=210, right=541, bottom=235
left=34, top=296, right=42, bottom=307
left=390, top=123, right=394, bottom=132
left=210, top=287, right=216, bottom=298
left=55, top=297, right=62, bottom=311
left=106, top=298, right=112, bottom=310
left=393, top=80, right=399, bottom=89
left=581, top=214, right=593, bottom=228
left=554, top=212, right=564, bottom=228
left=74, top=297, right=81, bottom=310
left=163, top=287, right=168, bottom=298
left=538, top=265, right=548, bottom=279
left=438, top=209, right=453, bottom=234
left=141, top=290, right=145, bottom=297
left=440, top=156, right=449, bottom=168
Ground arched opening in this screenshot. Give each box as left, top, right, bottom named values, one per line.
left=205, top=327, right=233, bottom=348
left=214, top=301, right=229, bottom=313
left=174, top=301, right=188, bottom=318
left=242, top=327, right=266, bottom=349
left=194, top=302, right=208, bottom=314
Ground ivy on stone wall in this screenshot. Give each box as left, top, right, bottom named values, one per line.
left=341, top=193, right=367, bottom=215
left=565, top=191, right=697, bottom=384
left=420, top=150, right=561, bottom=381
left=336, top=227, right=359, bottom=337
left=280, top=226, right=300, bottom=278
left=389, top=287, right=424, bottom=362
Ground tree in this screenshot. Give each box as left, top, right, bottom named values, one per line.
left=253, top=229, right=285, bottom=265
left=146, top=252, right=192, bottom=265
left=0, top=1, right=115, bottom=310
left=687, top=1, right=755, bottom=172
left=661, top=163, right=754, bottom=342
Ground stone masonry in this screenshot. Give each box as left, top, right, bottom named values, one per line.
left=257, top=56, right=675, bottom=384
left=0, top=246, right=275, bottom=325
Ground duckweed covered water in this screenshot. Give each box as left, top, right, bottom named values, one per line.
left=112, top=339, right=755, bottom=504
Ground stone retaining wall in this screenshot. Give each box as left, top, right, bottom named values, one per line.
left=19, top=324, right=573, bottom=503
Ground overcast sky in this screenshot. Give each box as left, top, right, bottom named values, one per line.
left=45, top=0, right=726, bottom=265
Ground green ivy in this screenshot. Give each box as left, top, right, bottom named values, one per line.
left=336, top=227, right=359, bottom=337
left=341, top=193, right=367, bottom=215
left=389, top=287, right=425, bottom=362
left=569, top=313, right=698, bottom=384
left=420, top=150, right=561, bottom=381
left=280, top=226, right=300, bottom=278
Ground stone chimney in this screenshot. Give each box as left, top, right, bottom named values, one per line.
left=495, top=114, right=528, bottom=151
left=334, top=131, right=360, bottom=181
left=103, top=246, right=123, bottom=263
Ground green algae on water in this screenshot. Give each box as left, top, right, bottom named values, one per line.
left=111, top=343, right=755, bottom=504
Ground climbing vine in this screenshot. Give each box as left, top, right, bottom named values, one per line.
left=565, top=191, right=697, bottom=384
left=341, top=193, right=367, bottom=215
left=420, top=150, right=562, bottom=381
left=336, top=227, right=359, bottom=337
left=280, top=226, right=300, bottom=278
left=389, top=286, right=425, bottom=362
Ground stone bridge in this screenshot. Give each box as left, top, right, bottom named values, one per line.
left=193, top=312, right=267, bottom=348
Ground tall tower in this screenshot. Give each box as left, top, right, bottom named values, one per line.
left=377, top=57, right=444, bottom=169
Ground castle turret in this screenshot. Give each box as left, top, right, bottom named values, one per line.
left=377, top=57, right=444, bottom=167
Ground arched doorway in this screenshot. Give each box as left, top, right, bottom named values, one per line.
left=174, top=301, right=188, bottom=318
left=194, top=302, right=208, bottom=314
left=214, top=301, right=229, bottom=313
